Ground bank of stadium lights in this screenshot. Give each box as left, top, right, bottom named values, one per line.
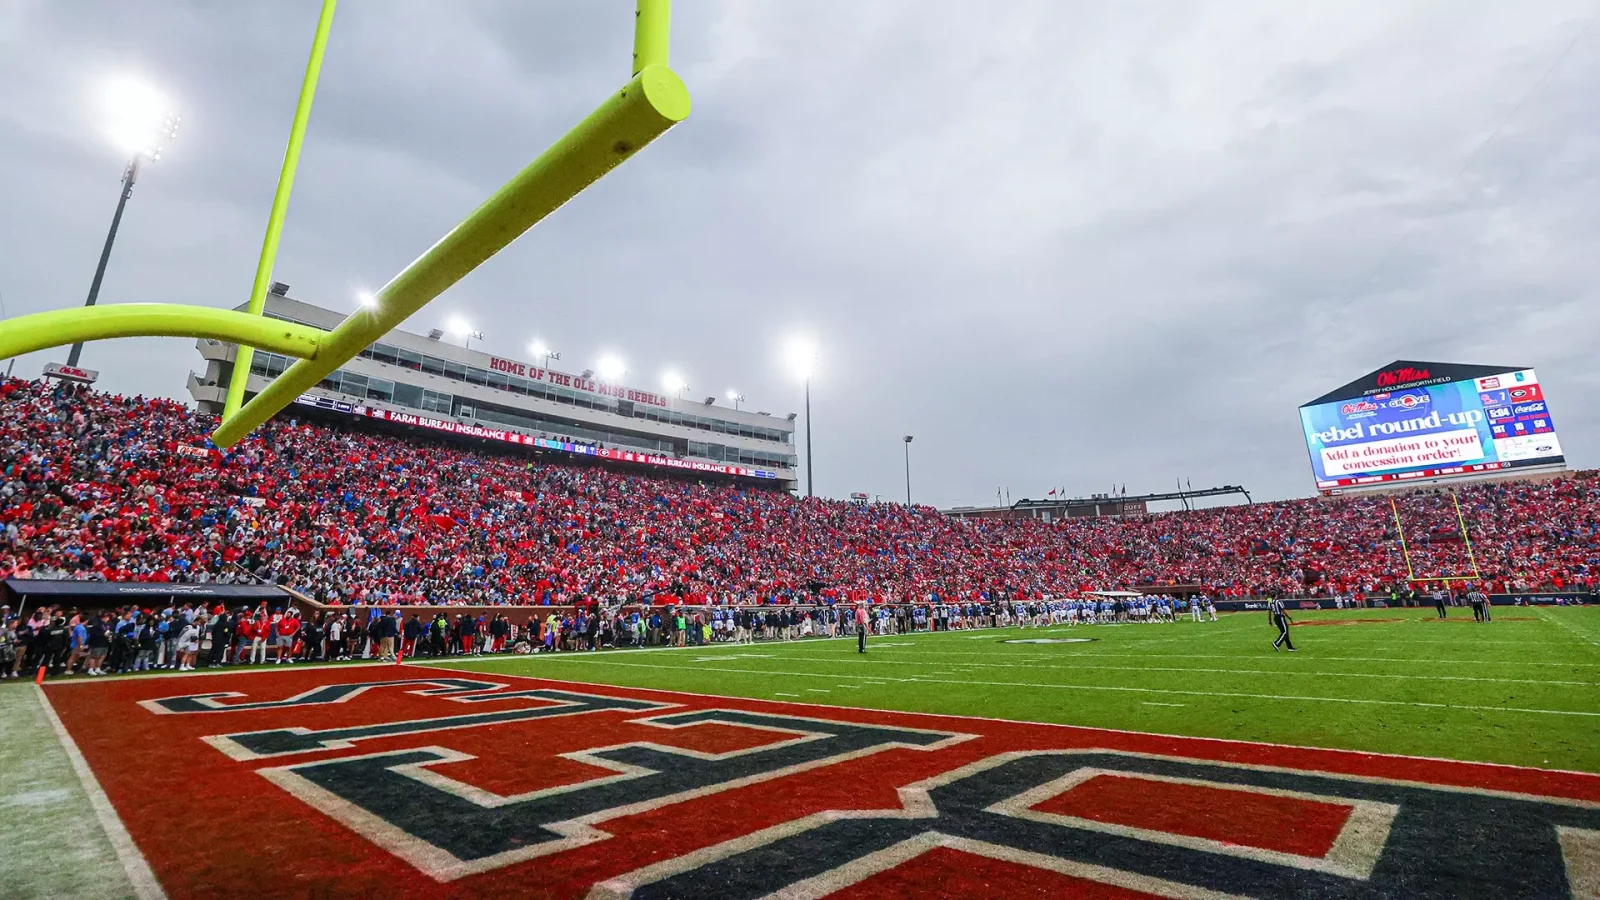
left=529, top=340, right=560, bottom=372
left=66, top=75, right=182, bottom=368
left=726, top=390, right=745, bottom=410
left=444, top=316, right=484, bottom=349
left=103, top=76, right=181, bottom=160
left=596, top=354, right=626, bottom=382
left=661, top=370, right=689, bottom=398
left=784, top=336, right=818, bottom=381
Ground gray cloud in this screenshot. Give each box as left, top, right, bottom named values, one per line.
left=2, top=0, right=1597, bottom=506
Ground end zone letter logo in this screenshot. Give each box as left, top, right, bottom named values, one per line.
left=43, top=669, right=1600, bottom=898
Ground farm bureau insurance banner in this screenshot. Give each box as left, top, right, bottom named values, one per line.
left=1300, top=368, right=1563, bottom=492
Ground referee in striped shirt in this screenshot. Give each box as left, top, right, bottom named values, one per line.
left=1467, top=584, right=1490, bottom=623
left=1269, top=597, right=1296, bottom=652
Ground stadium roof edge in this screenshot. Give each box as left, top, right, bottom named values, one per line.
left=1302, top=359, right=1528, bottom=407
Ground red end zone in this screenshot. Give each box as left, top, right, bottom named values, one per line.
left=44, top=666, right=1600, bottom=899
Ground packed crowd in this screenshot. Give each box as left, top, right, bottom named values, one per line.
left=1, top=595, right=1221, bottom=679
left=2, top=378, right=1598, bottom=611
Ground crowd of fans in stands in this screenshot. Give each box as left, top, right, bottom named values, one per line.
left=2, top=378, right=1598, bottom=615
left=2, top=595, right=1214, bottom=678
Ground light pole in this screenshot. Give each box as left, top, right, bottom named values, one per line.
left=804, top=376, right=814, bottom=497
left=903, top=435, right=914, bottom=506
left=726, top=390, right=745, bottom=410
left=662, top=370, right=689, bottom=399
left=67, top=78, right=180, bottom=368
left=786, top=337, right=817, bottom=498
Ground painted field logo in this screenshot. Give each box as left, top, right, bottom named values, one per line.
left=42, top=668, right=1600, bottom=898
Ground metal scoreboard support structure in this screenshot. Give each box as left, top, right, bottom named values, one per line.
left=0, top=0, right=689, bottom=451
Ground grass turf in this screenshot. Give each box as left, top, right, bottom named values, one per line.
left=0, top=687, right=137, bottom=900
left=425, top=606, right=1600, bottom=773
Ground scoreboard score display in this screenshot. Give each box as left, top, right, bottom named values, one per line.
left=1300, top=360, right=1564, bottom=494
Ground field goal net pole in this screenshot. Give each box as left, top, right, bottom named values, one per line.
left=1390, top=490, right=1482, bottom=587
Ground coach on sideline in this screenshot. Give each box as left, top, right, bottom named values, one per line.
left=856, top=603, right=869, bottom=653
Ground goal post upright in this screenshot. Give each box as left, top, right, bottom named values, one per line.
left=1390, top=496, right=1417, bottom=582
left=1392, top=489, right=1484, bottom=587
left=210, top=1, right=689, bottom=448
left=222, top=0, right=339, bottom=420
left=0, top=1, right=689, bottom=451
left=1451, top=490, right=1483, bottom=581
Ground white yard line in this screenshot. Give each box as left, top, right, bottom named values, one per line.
left=1142, top=702, right=1187, bottom=708
left=35, top=687, right=166, bottom=900
left=726, top=652, right=1596, bottom=688
left=410, top=661, right=1600, bottom=777
left=536, top=657, right=1600, bottom=719
left=796, top=647, right=1600, bottom=668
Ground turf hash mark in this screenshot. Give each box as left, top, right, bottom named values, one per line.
left=39, top=663, right=1600, bottom=898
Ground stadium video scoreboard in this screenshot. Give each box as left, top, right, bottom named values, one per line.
left=1300, top=360, right=1564, bottom=494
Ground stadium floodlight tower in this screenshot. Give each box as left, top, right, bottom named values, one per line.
left=529, top=339, right=560, bottom=373
left=726, top=389, right=745, bottom=410
left=661, top=370, right=688, bottom=398
left=903, top=434, right=914, bottom=506
left=0, top=0, right=690, bottom=451
left=596, top=354, right=627, bottom=382
left=785, top=336, right=818, bottom=497
left=65, top=76, right=182, bottom=368
left=445, top=316, right=484, bottom=349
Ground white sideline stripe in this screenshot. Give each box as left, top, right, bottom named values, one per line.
left=1535, top=609, right=1600, bottom=649
left=35, top=686, right=166, bottom=900
left=719, top=653, right=1595, bottom=687
left=1143, top=702, right=1187, bottom=707
left=405, top=663, right=1600, bottom=777
left=529, top=657, right=1600, bottom=718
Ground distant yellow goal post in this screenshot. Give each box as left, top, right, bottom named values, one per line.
left=1389, top=490, right=1482, bottom=586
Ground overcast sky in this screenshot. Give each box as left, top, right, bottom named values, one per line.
left=3, top=1, right=1598, bottom=508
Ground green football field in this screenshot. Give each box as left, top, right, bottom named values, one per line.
left=428, top=606, right=1600, bottom=773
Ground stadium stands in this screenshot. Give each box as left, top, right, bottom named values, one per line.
left=2, top=377, right=1598, bottom=609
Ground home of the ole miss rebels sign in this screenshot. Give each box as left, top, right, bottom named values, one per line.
left=44, top=667, right=1600, bottom=899
left=487, top=356, right=671, bottom=408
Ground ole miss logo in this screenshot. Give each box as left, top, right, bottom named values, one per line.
left=1374, top=366, right=1430, bottom=388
